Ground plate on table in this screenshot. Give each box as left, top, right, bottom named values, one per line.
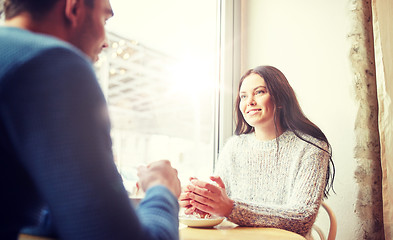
left=179, top=215, right=225, bottom=228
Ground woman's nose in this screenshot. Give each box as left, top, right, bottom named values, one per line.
left=247, top=97, right=256, bottom=106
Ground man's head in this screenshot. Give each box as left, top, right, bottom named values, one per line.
left=65, top=0, right=113, bottom=62
left=3, top=0, right=113, bottom=61
left=4, top=0, right=61, bottom=20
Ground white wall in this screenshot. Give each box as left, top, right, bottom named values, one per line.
left=241, top=0, right=359, bottom=239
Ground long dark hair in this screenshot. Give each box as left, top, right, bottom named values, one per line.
left=235, top=65, right=335, bottom=198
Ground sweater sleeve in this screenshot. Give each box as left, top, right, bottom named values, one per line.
left=226, top=141, right=330, bottom=236
left=2, top=48, right=179, bottom=240
left=137, top=185, right=180, bottom=240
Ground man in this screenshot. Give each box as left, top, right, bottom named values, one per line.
left=0, top=0, right=181, bottom=239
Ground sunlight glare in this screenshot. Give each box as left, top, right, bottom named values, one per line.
left=168, top=56, right=216, bottom=98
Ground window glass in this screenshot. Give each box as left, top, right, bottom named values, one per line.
left=95, top=0, right=219, bottom=194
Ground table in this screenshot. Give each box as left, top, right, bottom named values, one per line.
left=19, top=220, right=306, bottom=240
left=180, top=220, right=306, bottom=240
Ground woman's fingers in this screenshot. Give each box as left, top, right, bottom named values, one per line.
left=179, top=201, right=191, bottom=208
left=181, top=176, right=233, bottom=217
left=185, top=191, right=211, bottom=204
left=210, top=176, right=225, bottom=189
left=179, top=187, right=193, bottom=208
left=189, top=191, right=215, bottom=205
left=189, top=179, right=221, bottom=194
left=185, top=192, right=220, bottom=215
left=189, top=176, right=198, bottom=181
left=190, top=200, right=214, bottom=214
left=179, top=185, right=195, bottom=207
left=184, top=207, right=195, bottom=215
left=179, top=196, right=192, bottom=208
left=188, top=184, right=213, bottom=198
left=179, top=191, right=190, bottom=200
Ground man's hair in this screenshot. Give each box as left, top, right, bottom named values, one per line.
left=3, top=0, right=94, bottom=20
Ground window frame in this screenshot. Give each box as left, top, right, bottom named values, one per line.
left=214, top=0, right=241, bottom=170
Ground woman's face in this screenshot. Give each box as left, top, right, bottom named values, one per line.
left=239, top=73, right=276, bottom=130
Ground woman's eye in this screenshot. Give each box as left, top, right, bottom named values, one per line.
left=255, top=89, right=267, bottom=95
left=240, top=95, right=246, bottom=99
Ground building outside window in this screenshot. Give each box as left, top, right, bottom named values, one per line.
left=94, top=0, right=239, bottom=194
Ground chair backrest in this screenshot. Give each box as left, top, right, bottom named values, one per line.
left=312, top=201, right=337, bottom=240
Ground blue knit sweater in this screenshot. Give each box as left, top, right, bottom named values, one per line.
left=0, top=27, right=179, bottom=240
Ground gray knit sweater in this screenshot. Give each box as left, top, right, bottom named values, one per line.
left=215, top=130, right=329, bottom=236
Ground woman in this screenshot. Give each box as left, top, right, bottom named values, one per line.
left=179, top=65, right=335, bottom=237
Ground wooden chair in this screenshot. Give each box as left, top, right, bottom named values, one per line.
left=312, top=202, right=337, bottom=240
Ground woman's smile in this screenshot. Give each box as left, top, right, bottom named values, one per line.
left=246, top=108, right=262, bottom=115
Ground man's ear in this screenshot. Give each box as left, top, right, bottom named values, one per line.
left=64, top=0, right=81, bottom=27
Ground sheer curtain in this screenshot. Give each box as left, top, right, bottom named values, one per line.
left=372, top=0, right=393, bottom=239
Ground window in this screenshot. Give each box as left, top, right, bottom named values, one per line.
left=95, top=0, right=239, bottom=194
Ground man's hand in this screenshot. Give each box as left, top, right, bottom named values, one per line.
left=137, top=160, right=181, bottom=198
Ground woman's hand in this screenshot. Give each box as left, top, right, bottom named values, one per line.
left=185, top=176, right=234, bottom=217
left=179, top=177, right=211, bottom=218
left=179, top=185, right=192, bottom=208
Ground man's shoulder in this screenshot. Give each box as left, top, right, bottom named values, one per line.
left=0, top=27, right=88, bottom=76
left=0, top=27, right=79, bottom=53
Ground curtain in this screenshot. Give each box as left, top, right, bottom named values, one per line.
left=372, top=0, right=393, bottom=239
